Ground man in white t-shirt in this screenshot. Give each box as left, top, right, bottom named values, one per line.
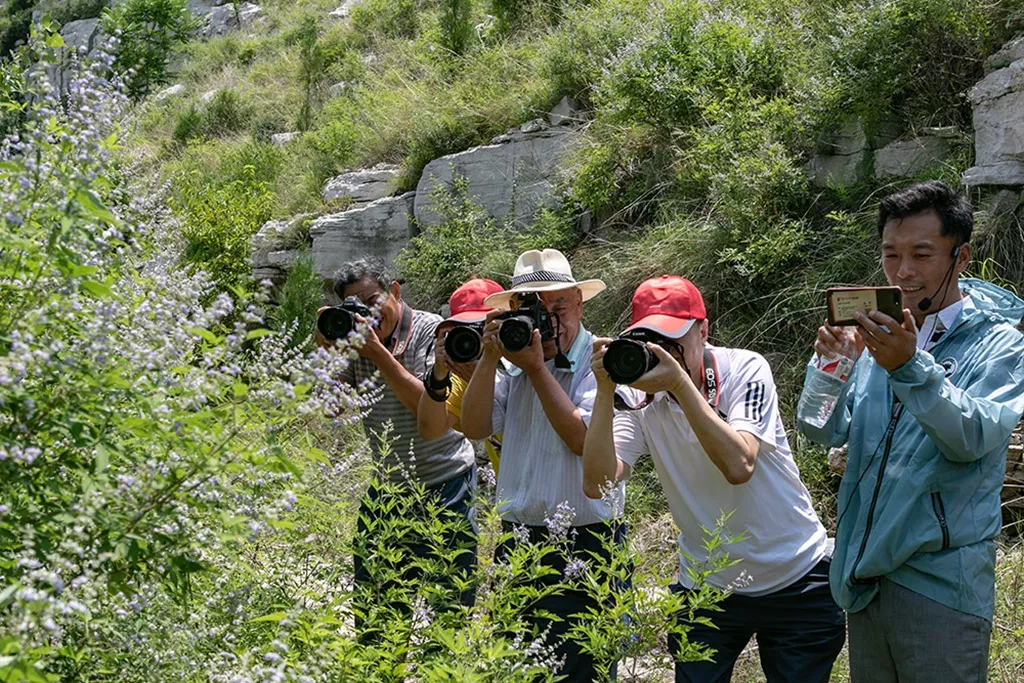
left=582, top=275, right=845, bottom=682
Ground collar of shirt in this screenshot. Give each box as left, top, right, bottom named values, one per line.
left=652, top=343, right=718, bottom=411
left=918, top=297, right=966, bottom=351
left=506, top=325, right=592, bottom=377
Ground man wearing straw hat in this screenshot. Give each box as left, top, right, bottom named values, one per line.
left=461, top=249, right=627, bottom=682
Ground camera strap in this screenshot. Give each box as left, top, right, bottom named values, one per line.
left=390, top=303, right=415, bottom=356
left=613, top=348, right=720, bottom=412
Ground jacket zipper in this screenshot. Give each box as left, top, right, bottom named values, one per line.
left=850, top=401, right=904, bottom=585
left=931, top=491, right=950, bottom=551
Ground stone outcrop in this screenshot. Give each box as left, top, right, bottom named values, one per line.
left=873, top=127, right=957, bottom=179
left=154, top=83, right=187, bottom=101
left=414, top=124, right=579, bottom=228
left=198, top=2, right=264, bottom=38
left=322, top=164, right=399, bottom=205
left=964, top=51, right=1024, bottom=187
left=309, top=193, right=417, bottom=281
left=806, top=119, right=902, bottom=188
left=44, top=18, right=105, bottom=93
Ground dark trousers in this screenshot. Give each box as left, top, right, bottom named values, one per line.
left=495, top=520, right=626, bottom=683
left=353, top=465, right=478, bottom=639
left=847, top=578, right=991, bottom=683
left=670, top=557, right=846, bottom=683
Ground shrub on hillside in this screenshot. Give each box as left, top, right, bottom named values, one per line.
left=268, top=250, right=323, bottom=351
left=351, top=0, right=420, bottom=41
left=171, top=164, right=275, bottom=290
left=439, top=0, right=474, bottom=56
left=103, top=0, right=198, bottom=100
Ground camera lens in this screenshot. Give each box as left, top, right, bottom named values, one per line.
left=317, top=307, right=355, bottom=341
left=445, top=326, right=483, bottom=363
left=499, top=317, right=535, bottom=352
left=603, top=339, right=659, bottom=384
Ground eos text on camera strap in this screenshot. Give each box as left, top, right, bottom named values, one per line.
left=389, top=303, right=415, bottom=356
left=613, top=348, right=721, bottom=411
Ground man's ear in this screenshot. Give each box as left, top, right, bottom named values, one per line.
left=389, top=280, right=401, bottom=301
left=954, top=243, right=972, bottom=275
left=699, top=319, right=710, bottom=343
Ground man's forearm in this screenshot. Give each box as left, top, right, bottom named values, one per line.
left=461, top=357, right=498, bottom=439
left=417, top=383, right=456, bottom=440
left=528, top=365, right=588, bottom=455
left=670, top=379, right=757, bottom=484
left=371, top=350, right=426, bottom=416
left=582, top=388, right=620, bottom=498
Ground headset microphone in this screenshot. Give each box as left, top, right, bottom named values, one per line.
left=917, top=245, right=961, bottom=312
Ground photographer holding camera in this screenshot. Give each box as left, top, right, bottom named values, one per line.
left=315, top=257, right=477, bottom=637
left=797, top=181, right=1024, bottom=683
left=418, top=278, right=505, bottom=474
left=460, top=249, right=623, bottom=682
left=584, top=275, right=844, bottom=683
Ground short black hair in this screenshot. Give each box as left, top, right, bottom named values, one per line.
left=877, top=180, right=973, bottom=245
left=332, top=257, right=396, bottom=299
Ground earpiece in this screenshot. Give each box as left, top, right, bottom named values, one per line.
left=917, top=244, right=962, bottom=312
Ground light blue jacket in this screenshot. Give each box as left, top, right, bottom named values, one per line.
left=798, top=279, right=1024, bottom=620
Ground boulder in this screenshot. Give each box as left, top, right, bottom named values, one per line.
left=327, top=81, right=349, bottom=98
left=322, top=164, right=399, bottom=204
left=310, top=193, right=417, bottom=280
left=200, top=89, right=219, bottom=103
left=414, top=127, right=578, bottom=229
left=271, top=132, right=300, bottom=147
left=329, top=0, right=359, bottom=20
left=806, top=121, right=869, bottom=188
left=547, top=96, right=582, bottom=127
left=253, top=250, right=299, bottom=284
left=964, top=56, right=1024, bottom=187
left=154, top=83, right=186, bottom=102
left=199, top=2, right=263, bottom=38
left=984, top=36, right=1024, bottom=74
left=874, top=134, right=953, bottom=179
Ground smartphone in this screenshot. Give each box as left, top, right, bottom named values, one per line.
left=826, top=287, right=904, bottom=326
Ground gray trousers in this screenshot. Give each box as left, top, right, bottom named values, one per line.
left=848, top=578, right=991, bottom=683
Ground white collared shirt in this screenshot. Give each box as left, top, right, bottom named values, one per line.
left=491, top=326, right=624, bottom=526
left=918, top=297, right=966, bottom=351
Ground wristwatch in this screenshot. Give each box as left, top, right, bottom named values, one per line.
left=424, top=369, right=451, bottom=402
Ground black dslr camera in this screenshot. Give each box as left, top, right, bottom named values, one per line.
left=496, top=292, right=555, bottom=352
left=444, top=323, right=485, bottom=363
left=603, top=329, right=671, bottom=384
left=317, top=296, right=373, bottom=341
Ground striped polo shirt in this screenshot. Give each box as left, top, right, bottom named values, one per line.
left=491, top=326, right=625, bottom=527
left=341, top=304, right=475, bottom=488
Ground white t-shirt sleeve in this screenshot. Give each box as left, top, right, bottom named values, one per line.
left=610, top=388, right=649, bottom=467
left=721, top=352, right=782, bottom=452
left=576, top=373, right=598, bottom=427
left=491, top=369, right=509, bottom=436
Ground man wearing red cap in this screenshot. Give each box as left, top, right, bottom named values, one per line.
left=583, top=276, right=844, bottom=683
left=418, top=278, right=505, bottom=475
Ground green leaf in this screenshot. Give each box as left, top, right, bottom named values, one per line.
left=45, top=33, right=65, bottom=49
left=75, top=189, right=119, bottom=225
left=94, top=444, right=110, bottom=474
left=188, top=327, right=222, bottom=345
left=245, top=328, right=275, bottom=341
left=80, top=280, right=113, bottom=299
left=249, top=611, right=288, bottom=624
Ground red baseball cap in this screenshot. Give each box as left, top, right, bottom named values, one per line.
left=623, top=275, right=706, bottom=339
left=439, top=278, right=504, bottom=329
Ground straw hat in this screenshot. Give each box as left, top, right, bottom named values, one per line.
left=483, top=249, right=605, bottom=310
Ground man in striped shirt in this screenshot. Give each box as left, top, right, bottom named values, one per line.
left=461, top=249, right=624, bottom=682
left=316, top=257, right=476, bottom=640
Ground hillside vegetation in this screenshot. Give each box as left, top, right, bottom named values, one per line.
left=3, top=0, right=1024, bottom=680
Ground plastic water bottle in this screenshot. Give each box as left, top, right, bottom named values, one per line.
left=798, top=353, right=855, bottom=429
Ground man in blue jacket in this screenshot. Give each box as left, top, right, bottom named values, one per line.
left=798, top=180, right=1024, bottom=683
